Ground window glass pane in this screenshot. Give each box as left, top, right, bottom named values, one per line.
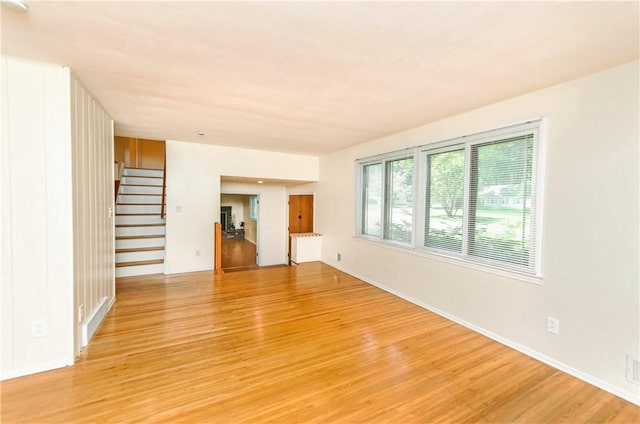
left=424, top=149, right=465, bottom=252
left=362, top=163, right=382, bottom=237
left=469, top=136, right=533, bottom=267
left=386, top=157, right=413, bottom=243
left=249, top=195, right=258, bottom=220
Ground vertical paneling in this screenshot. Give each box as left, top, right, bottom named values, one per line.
left=70, top=74, right=114, bottom=356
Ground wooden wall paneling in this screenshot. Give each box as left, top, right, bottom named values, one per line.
left=138, top=139, right=165, bottom=169
left=128, top=137, right=139, bottom=168
left=71, top=74, right=115, bottom=355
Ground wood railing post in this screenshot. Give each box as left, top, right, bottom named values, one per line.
left=214, top=222, right=223, bottom=274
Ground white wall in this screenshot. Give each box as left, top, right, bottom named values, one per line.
left=1, top=57, right=114, bottom=379
left=1, top=58, right=75, bottom=378
left=70, top=74, right=115, bottom=355
left=164, top=141, right=318, bottom=274
left=317, top=61, right=639, bottom=403
left=221, top=183, right=287, bottom=266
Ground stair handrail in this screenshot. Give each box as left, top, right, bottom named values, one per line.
left=160, top=154, right=167, bottom=219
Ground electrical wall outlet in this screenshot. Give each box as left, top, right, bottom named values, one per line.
left=78, top=304, right=84, bottom=323
left=336, top=253, right=341, bottom=262
left=546, top=316, right=560, bottom=335
left=31, top=320, right=47, bottom=338
left=196, top=250, right=200, bottom=256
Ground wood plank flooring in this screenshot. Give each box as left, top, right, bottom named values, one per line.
left=1, top=262, right=638, bottom=423
left=222, top=238, right=257, bottom=271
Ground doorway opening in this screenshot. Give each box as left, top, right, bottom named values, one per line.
left=220, top=194, right=258, bottom=272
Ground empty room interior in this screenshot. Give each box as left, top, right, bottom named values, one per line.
left=1, top=1, right=639, bottom=422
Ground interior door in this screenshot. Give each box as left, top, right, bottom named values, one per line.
left=288, top=195, right=314, bottom=264
left=289, top=195, right=314, bottom=234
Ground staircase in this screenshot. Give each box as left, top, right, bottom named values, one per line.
left=115, top=168, right=166, bottom=277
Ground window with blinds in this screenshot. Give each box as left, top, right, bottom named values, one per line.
left=357, top=119, right=544, bottom=278
left=385, top=157, right=414, bottom=243
left=425, top=147, right=465, bottom=252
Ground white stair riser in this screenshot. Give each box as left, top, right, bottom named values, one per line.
left=115, top=226, right=166, bottom=237
left=116, top=250, right=165, bottom=263
left=117, top=204, right=162, bottom=214
left=116, top=263, right=164, bottom=278
left=121, top=176, right=163, bottom=186
left=123, top=168, right=164, bottom=178
left=115, top=215, right=165, bottom=225
left=119, top=185, right=163, bottom=195
left=116, top=237, right=165, bottom=249
left=118, top=194, right=163, bottom=204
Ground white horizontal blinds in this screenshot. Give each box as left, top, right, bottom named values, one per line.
left=363, top=163, right=383, bottom=237
left=468, top=133, right=535, bottom=271
left=424, top=148, right=465, bottom=252
left=385, top=157, right=414, bottom=243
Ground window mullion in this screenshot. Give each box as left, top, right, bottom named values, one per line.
left=461, top=145, right=472, bottom=256
left=415, top=151, right=428, bottom=248
left=381, top=159, right=388, bottom=240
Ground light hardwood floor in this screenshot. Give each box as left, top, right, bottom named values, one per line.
left=1, top=263, right=638, bottom=423
left=222, top=238, right=257, bottom=272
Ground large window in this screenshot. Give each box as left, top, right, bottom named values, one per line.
left=357, top=120, right=544, bottom=278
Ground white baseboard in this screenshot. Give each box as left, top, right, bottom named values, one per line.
left=81, top=296, right=114, bottom=347
left=1, top=358, right=72, bottom=381
left=329, top=262, right=640, bottom=406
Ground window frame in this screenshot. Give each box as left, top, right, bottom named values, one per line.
left=355, top=148, right=418, bottom=247
left=356, top=119, right=546, bottom=282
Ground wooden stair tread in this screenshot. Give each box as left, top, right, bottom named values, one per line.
left=116, top=259, right=164, bottom=268
left=118, top=193, right=162, bottom=196
left=116, top=247, right=164, bottom=253
left=119, top=184, right=163, bottom=187
left=116, top=223, right=166, bottom=228
left=116, top=234, right=165, bottom=240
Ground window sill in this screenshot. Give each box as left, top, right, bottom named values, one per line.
left=353, top=236, right=543, bottom=285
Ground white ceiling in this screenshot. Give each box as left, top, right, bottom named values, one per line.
left=2, top=1, right=638, bottom=155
